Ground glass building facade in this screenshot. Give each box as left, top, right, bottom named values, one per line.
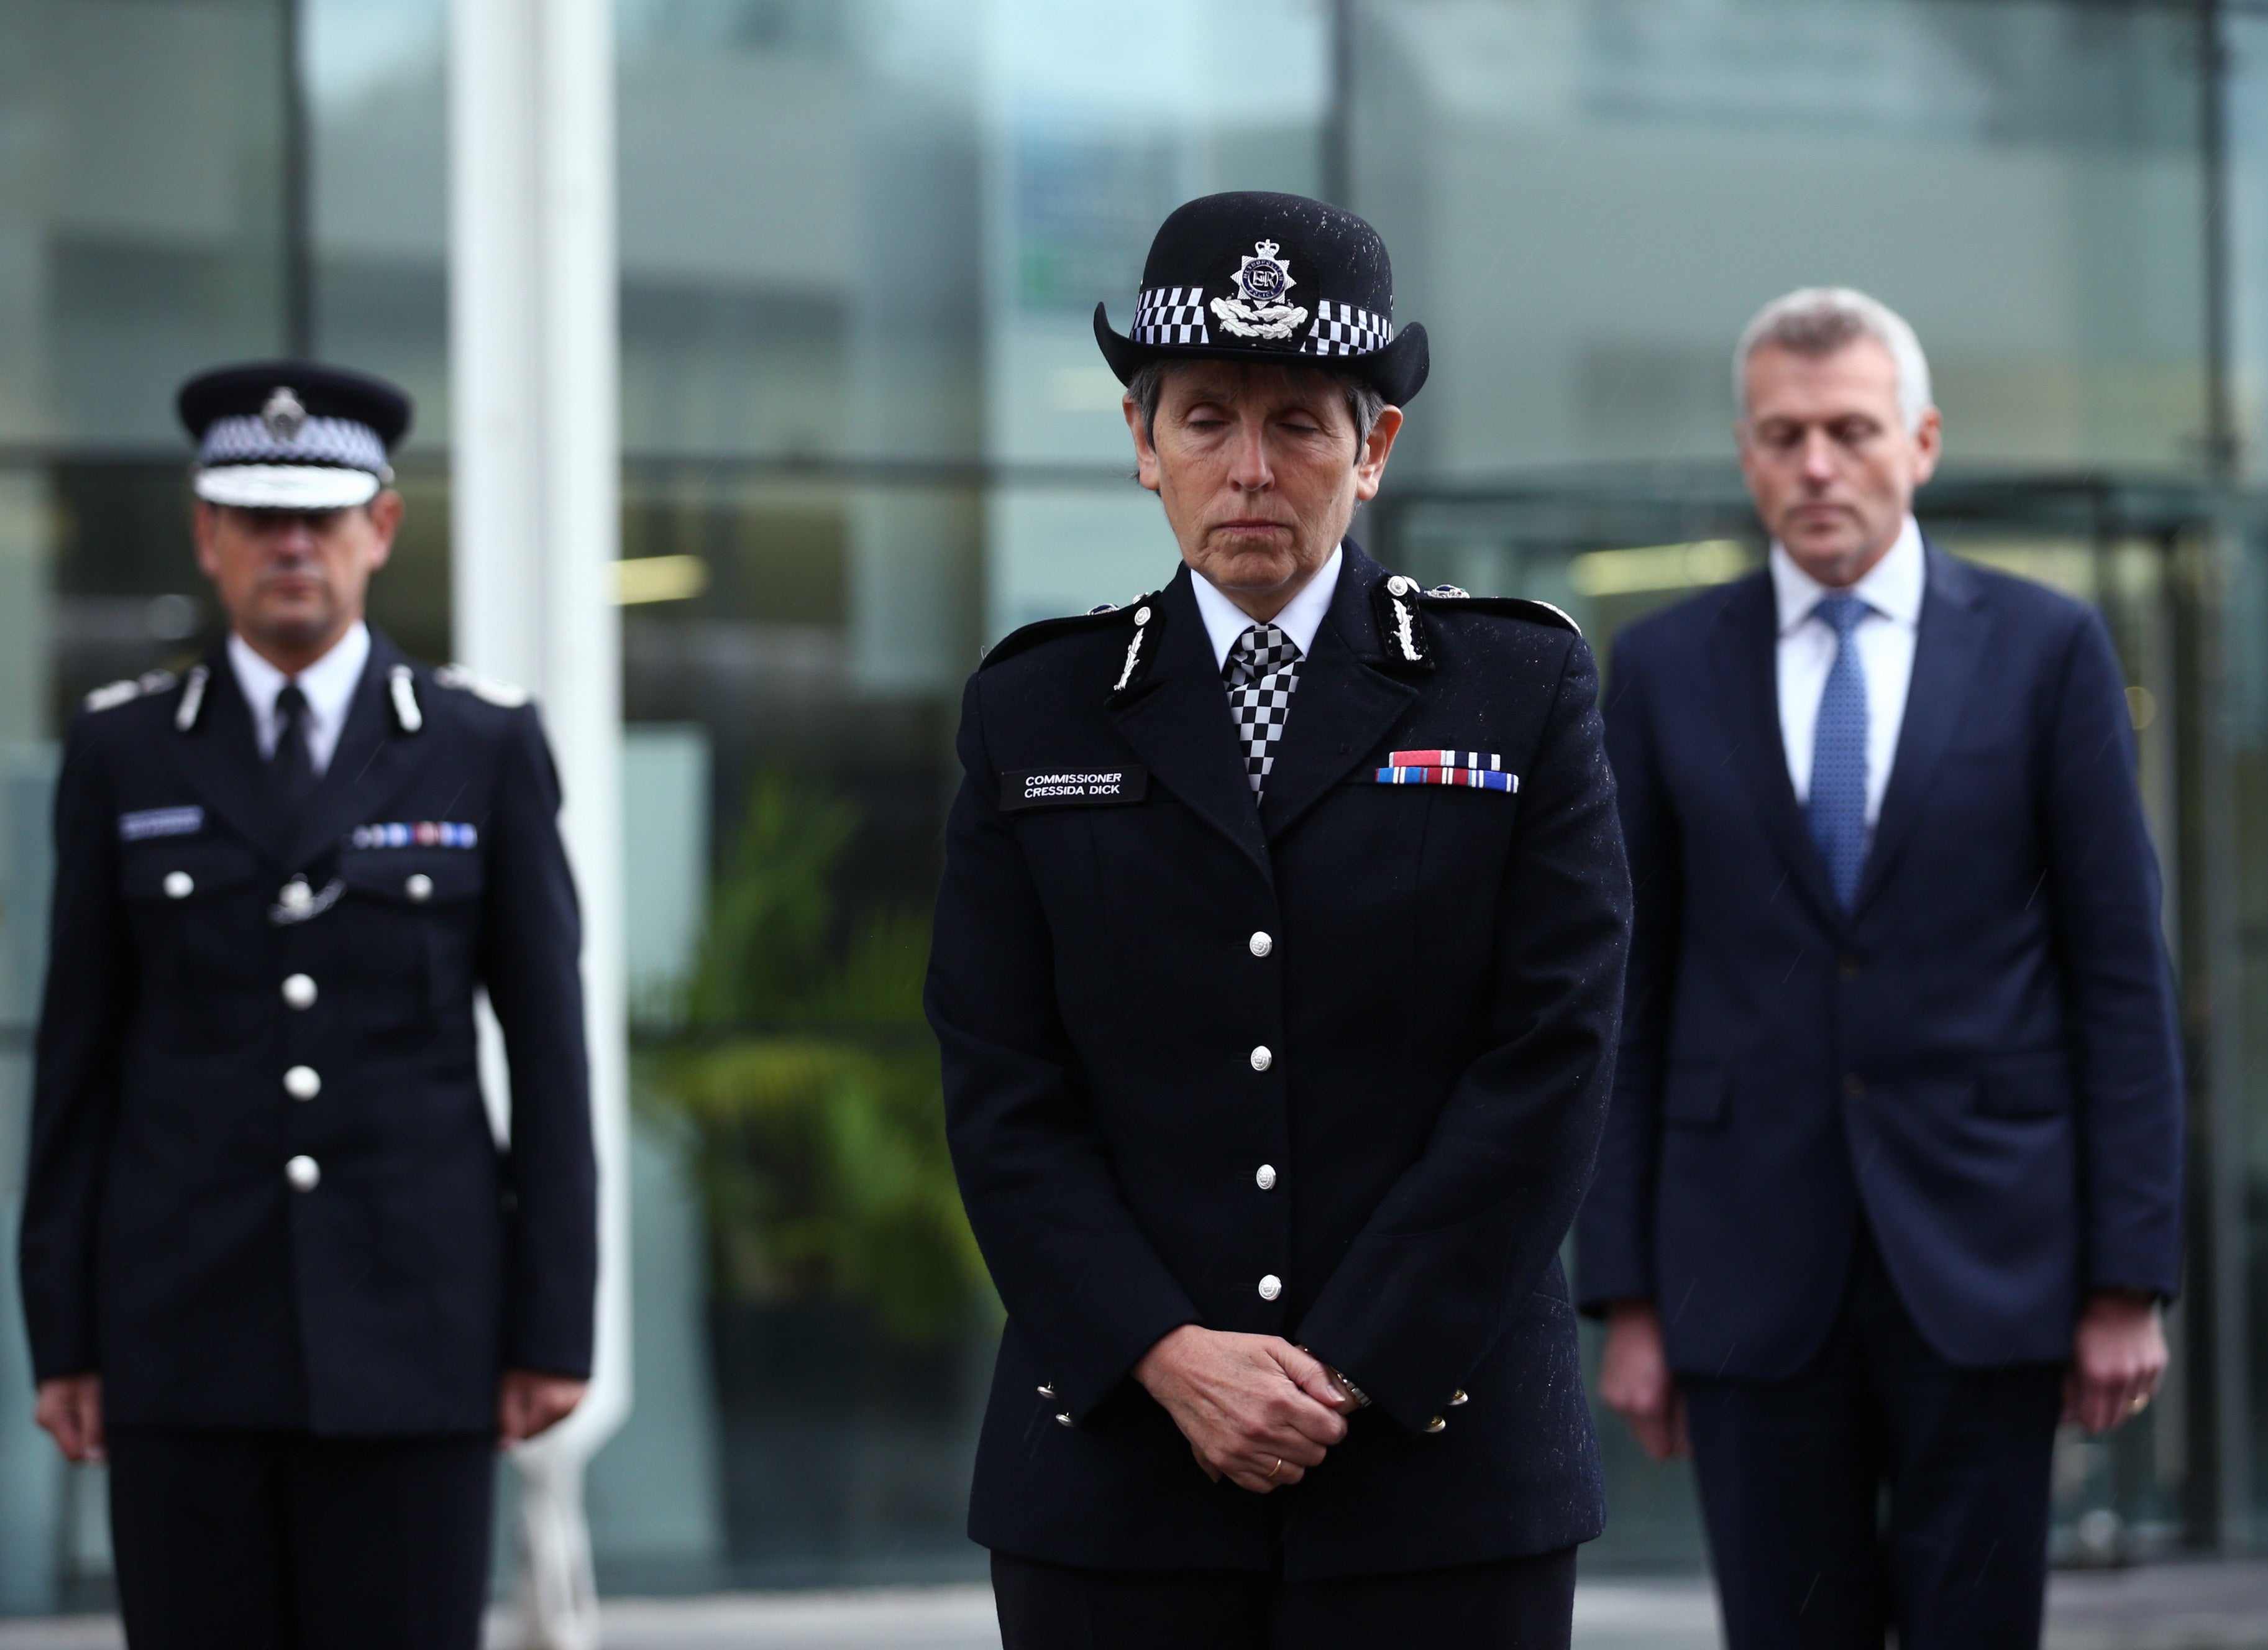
left=6, top=0, right=2268, bottom=1609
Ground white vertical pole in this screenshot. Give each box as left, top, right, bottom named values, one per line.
left=450, top=1, right=629, bottom=1646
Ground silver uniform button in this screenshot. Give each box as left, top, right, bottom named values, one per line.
left=405, top=873, right=434, bottom=902
left=1448, top=1389, right=1469, bottom=1406
left=1387, top=575, right=1414, bottom=596
left=1037, top=1383, right=1056, bottom=1398
left=1258, top=1274, right=1283, bottom=1301
left=1424, top=1415, right=1447, bottom=1434
left=1054, top=1413, right=1076, bottom=1429
left=281, top=973, right=318, bottom=1010
left=285, top=1155, right=320, bottom=1192
left=1249, top=1045, right=1273, bottom=1072
left=1248, top=931, right=1273, bottom=958
left=283, top=1065, right=321, bottom=1101
left=163, top=871, right=194, bottom=900
left=1256, top=1164, right=1278, bottom=1191
left=280, top=878, right=312, bottom=912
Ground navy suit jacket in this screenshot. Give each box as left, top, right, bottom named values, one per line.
left=1576, top=544, right=2183, bottom=1379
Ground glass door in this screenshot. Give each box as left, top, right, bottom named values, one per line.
left=1369, top=474, right=2243, bottom=1567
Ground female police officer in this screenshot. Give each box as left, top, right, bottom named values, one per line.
left=926, top=193, right=1631, bottom=1649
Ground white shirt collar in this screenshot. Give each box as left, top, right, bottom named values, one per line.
left=227, top=620, right=372, bottom=769
left=1770, top=515, right=1926, bottom=636
left=1190, top=544, right=1344, bottom=672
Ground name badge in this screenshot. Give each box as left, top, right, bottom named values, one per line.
left=1000, top=766, right=1148, bottom=812
left=119, top=805, right=204, bottom=841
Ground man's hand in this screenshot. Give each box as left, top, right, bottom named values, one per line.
left=1133, top=1325, right=1348, bottom=1493
left=2066, top=1290, right=2167, bottom=1434
left=499, top=1370, right=588, bottom=1449
left=35, top=1375, right=104, bottom=1464
left=1599, top=1301, right=1688, bottom=1463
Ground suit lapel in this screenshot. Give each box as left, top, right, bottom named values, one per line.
left=286, top=631, right=433, bottom=869
left=162, top=648, right=287, bottom=859
left=1709, top=574, right=1843, bottom=928
left=1258, top=548, right=1417, bottom=841
left=1107, top=567, right=1274, bottom=879
left=1851, top=543, right=1988, bottom=917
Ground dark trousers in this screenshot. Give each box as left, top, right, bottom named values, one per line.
left=107, top=1428, right=496, bottom=1650
left=991, top=1546, right=1577, bottom=1650
left=1681, top=1232, right=2064, bottom=1650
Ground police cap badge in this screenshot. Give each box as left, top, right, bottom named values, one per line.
left=1093, top=191, right=1428, bottom=406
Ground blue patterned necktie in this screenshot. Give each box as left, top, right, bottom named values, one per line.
left=1807, top=592, right=1871, bottom=908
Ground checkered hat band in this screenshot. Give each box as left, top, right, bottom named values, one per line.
left=1302, top=300, right=1394, bottom=359
left=1133, top=286, right=1210, bottom=346
left=198, top=414, right=388, bottom=474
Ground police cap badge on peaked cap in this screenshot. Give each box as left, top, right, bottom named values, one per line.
left=177, top=360, right=413, bottom=512
left=1093, top=191, right=1429, bottom=406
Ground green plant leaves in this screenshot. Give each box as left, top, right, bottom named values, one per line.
left=640, top=771, right=991, bottom=1344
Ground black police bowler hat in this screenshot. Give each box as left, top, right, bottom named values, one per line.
left=1094, top=191, right=1428, bottom=406
left=176, top=361, right=414, bottom=511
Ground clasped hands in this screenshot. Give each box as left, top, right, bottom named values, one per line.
left=1133, top=1324, right=1361, bottom=1494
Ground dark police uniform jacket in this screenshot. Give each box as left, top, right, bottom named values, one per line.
left=926, top=544, right=1630, bottom=1580
left=19, top=627, right=595, bottom=1436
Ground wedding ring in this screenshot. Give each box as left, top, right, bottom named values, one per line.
left=1265, top=1456, right=1283, bottom=1479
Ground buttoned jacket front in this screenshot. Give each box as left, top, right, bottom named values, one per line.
left=926, top=544, right=1630, bottom=1580
left=19, top=628, right=595, bottom=1436
left=1576, top=548, right=2185, bottom=1380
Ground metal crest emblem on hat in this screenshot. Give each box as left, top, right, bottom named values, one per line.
left=262, top=386, right=307, bottom=442
left=1211, top=240, right=1309, bottom=341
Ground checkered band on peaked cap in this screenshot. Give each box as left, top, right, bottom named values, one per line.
left=176, top=360, right=413, bottom=511
left=1094, top=191, right=1429, bottom=406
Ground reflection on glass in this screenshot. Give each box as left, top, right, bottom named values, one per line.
left=0, top=0, right=2265, bottom=1608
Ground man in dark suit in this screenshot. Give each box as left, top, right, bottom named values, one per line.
left=19, top=363, right=597, bottom=1650
left=926, top=193, right=1631, bottom=1650
left=1577, top=288, right=2183, bottom=1649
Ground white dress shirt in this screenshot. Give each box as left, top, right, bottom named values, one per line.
left=1772, top=516, right=1924, bottom=827
left=228, top=620, right=371, bottom=778
left=1191, top=543, right=1344, bottom=672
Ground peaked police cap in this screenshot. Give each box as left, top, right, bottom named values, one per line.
left=178, top=360, right=413, bottom=511
left=1093, top=191, right=1428, bottom=406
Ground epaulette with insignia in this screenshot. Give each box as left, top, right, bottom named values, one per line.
left=979, top=593, right=1158, bottom=681
left=1418, top=585, right=1583, bottom=639
left=85, top=669, right=178, bottom=713
left=433, top=664, right=530, bottom=707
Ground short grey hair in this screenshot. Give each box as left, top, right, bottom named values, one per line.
left=1127, top=360, right=1388, bottom=452
left=1734, top=286, right=1932, bottom=434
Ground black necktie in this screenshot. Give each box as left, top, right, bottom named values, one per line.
left=271, top=682, right=316, bottom=810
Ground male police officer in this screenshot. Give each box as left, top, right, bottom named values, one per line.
left=19, top=363, right=596, bottom=1649
left=926, top=193, right=1630, bottom=1649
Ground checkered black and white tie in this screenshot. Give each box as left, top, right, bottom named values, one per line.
left=1225, top=623, right=1302, bottom=797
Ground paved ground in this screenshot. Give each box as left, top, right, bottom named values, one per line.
left=1, top=1564, right=2263, bottom=1648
